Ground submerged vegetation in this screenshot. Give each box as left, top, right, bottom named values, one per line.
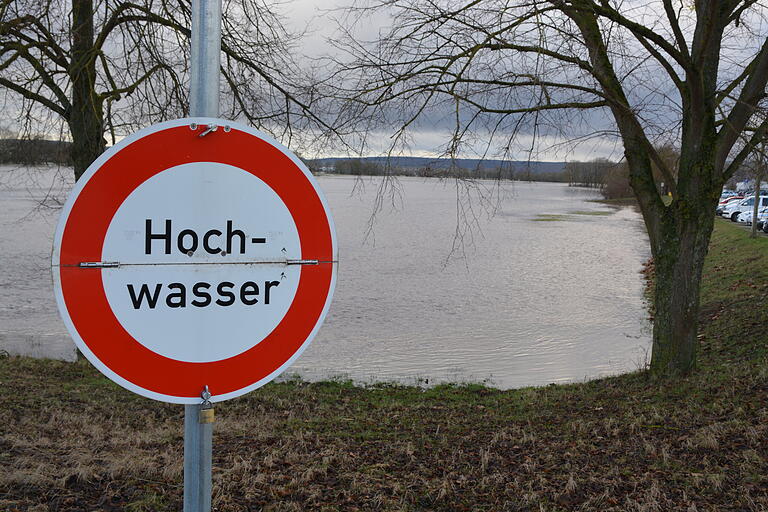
left=531, top=210, right=614, bottom=222
left=532, top=213, right=571, bottom=222
left=0, top=219, right=766, bottom=511
left=568, top=210, right=613, bottom=216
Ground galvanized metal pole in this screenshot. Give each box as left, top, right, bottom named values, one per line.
left=184, top=405, right=213, bottom=512
left=185, top=2, right=221, bottom=512
left=189, top=0, right=221, bottom=118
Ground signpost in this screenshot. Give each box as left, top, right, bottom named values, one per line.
left=52, top=117, right=337, bottom=505
left=187, top=3, right=223, bottom=509
left=52, top=3, right=336, bottom=511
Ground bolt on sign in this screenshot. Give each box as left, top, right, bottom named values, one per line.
left=52, top=118, right=338, bottom=403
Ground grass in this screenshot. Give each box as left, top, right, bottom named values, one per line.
left=698, top=219, right=768, bottom=366
left=1, top=219, right=767, bottom=511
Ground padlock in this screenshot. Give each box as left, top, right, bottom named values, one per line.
left=199, top=407, right=215, bottom=424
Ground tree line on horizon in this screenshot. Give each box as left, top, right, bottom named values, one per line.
left=313, top=145, right=754, bottom=202
left=1, top=139, right=754, bottom=201
left=0, top=137, right=71, bottom=165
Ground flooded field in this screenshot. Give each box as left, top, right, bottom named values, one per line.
left=0, top=167, right=651, bottom=388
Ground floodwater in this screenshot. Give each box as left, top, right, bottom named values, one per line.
left=0, top=166, right=651, bottom=388
left=0, top=166, right=75, bottom=361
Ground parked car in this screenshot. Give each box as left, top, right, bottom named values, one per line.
left=723, top=196, right=768, bottom=222
left=756, top=208, right=768, bottom=231
left=717, top=195, right=744, bottom=215
left=737, top=207, right=767, bottom=226
left=719, top=196, right=746, bottom=218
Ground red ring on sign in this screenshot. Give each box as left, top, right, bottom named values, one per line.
left=58, top=125, right=334, bottom=400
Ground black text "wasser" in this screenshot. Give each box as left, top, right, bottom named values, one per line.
left=127, top=280, right=281, bottom=309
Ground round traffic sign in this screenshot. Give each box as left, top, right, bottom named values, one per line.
left=52, top=118, right=337, bottom=404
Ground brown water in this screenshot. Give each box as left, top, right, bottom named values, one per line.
left=0, top=168, right=651, bottom=388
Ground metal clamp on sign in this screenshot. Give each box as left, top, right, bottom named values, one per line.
left=199, top=386, right=214, bottom=424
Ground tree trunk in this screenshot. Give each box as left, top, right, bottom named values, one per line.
left=70, top=0, right=104, bottom=181
left=649, top=201, right=715, bottom=375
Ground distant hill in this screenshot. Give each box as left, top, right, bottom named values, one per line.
left=311, top=156, right=566, bottom=174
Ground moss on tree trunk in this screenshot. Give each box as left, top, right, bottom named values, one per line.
left=648, top=195, right=717, bottom=375
left=70, top=0, right=104, bottom=181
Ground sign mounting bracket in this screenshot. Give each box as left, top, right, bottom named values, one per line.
left=78, top=261, right=120, bottom=268
left=74, top=259, right=324, bottom=268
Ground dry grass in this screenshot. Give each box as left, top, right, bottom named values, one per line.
left=2, top=355, right=766, bottom=511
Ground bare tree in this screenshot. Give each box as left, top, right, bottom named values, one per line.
left=330, top=0, right=768, bottom=376
left=565, top=157, right=614, bottom=188
left=0, top=0, right=334, bottom=180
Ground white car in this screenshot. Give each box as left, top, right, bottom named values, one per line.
left=737, top=207, right=767, bottom=225
left=717, top=195, right=745, bottom=215
left=757, top=208, right=768, bottom=231
left=723, top=196, right=768, bottom=222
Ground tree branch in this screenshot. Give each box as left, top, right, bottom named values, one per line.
left=0, top=76, right=67, bottom=116
left=662, top=0, right=691, bottom=61
left=446, top=93, right=607, bottom=114
left=2, top=41, right=69, bottom=111
left=98, top=62, right=170, bottom=101
left=715, top=36, right=768, bottom=174
left=566, top=0, right=690, bottom=70
left=1, top=16, right=69, bottom=69
left=722, top=116, right=768, bottom=181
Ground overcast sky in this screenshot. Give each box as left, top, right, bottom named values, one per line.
left=0, top=1, right=698, bottom=163
left=275, top=0, right=625, bottom=162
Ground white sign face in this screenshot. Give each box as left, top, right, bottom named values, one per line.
left=52, top=118, right=337, bottom=404
left=101, top=162, right=301, bottom=362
